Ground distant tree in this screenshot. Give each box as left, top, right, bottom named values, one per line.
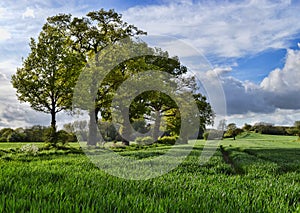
left=253, top=122, right=273, bottom=133
left=63, top=121, right=89, bottom=142
left=294, top=121, right=300, bottom=136
left=8, top=129, right=27, bottom=142
left=131, top=119, right=150, bottom=135
left=24, top=125, right=52, bottom=142
left=98, top=120, right=119, bottom=142
left=243, top=123, right=252, bottom=132
left=226, top=123, right=239, bottom=140
left=293, top=121, right=300, bottom=138
left=0, top=128, right=14, bottom=142
left=11, top=23, right=85, bottom=145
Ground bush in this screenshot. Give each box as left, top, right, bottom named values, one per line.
left=157, top=136, right=179, bottom=145
left=20, top=144, right=39, bottom=155
left=134, top=136, right=154, bottom=146
left=57, top=130, right=78, bottom=145
left=203, top=132, right=209, bottom=140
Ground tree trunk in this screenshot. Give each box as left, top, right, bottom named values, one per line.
left=49, top=110, right=57, bottom=145
left=87, top=68, right=99, bottom=146
left=152, top=111, right=161, bottom=142
left=120, top=108, right=131, bottom=146
left=87, top=109, right=97, bottom=146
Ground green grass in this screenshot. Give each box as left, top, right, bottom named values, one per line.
left=0, top=134, right=300, bottom=212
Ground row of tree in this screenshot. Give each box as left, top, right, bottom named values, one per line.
left=207, top=121, right=300, bottom=140
left=11, top=9, right=214, bottom=146
left=0, top=126, right=77, bottom=143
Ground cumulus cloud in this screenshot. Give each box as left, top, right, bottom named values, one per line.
left=197, top=47, right=300, bottom=124
left=260, top=49, right=300, bottom=109
left=22, top=7, right=35, bottom=19
left=261, top=49, right=300, bottom=92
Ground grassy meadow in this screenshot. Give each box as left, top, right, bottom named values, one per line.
left=0, top=133, right=300, bottom=212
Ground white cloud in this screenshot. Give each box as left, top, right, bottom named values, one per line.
left=0, top=72, right=7, bottom=80
left=22, top=7, right=35, bottom=19
left=0, top=28, right=11, bottom=41
left=0, top=59, right=20, bottom=75
left=0, top=0, right=300, bottom=128
left=260, top=48, right=300, bottom=109
left=123, top=0, right=300, bottom=58
left=124, top=0, right=300, bottom=126
left=261, top=49, right=300, bottom=93
left=194, top=46, right=300, bottom=126
left=226, top=109, right=300, bottom=127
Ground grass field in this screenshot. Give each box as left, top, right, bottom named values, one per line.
left=0, top=133, right=300, bottom=212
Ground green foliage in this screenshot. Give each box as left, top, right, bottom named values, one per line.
left=11, top=21, right=85, bottom=145
left=203, top=132, right=209, bottom=140
left=56, top=130, right=77, bottom=145
left=0, top=128, right=14, bottom=142
left=157, top=136, right=179, bottom=145
left=134, top=136, right=154, bottom=146
left=0, top=126, right=77, bottom=144
left=47, top=10, right=146, bottom=146
left=225, top=123, right=243, bottom=140
left=293, top=121, right=300, bottom=138
left=251, top=122, right=290, bottom=135
left=7, top=129, right=27, bottom=142
left=242, top=123, right=252, bottom=132
left=158, top=84, right=214, bottom=141
left=98, top=121, right=118, bottom=142
left=11, top=24, right=85, bottom=114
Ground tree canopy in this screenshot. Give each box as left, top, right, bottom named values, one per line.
left=11, top=23, right=85, bottom=144
left=47, top=9, right=146, bottom=145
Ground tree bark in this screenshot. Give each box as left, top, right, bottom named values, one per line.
left=49, top=109, right=57, bottom=144
left=87, top=109, right=98, bottom=146
left=152, top=111, right=161, bottom=142
left=120, top=108, right=131, bottom=146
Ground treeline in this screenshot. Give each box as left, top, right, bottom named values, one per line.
left=205, top=121, right=300, bottom=141
left=246, top=122, right=297, bottom=136
left=0, top=126, right=77, bottom=143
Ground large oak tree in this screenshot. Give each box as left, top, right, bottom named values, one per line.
left=47, top=9, right=146, bottom=145
left=11, top=24, right=85, bottom=144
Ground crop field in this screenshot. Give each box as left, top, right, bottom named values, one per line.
left=0, top=133, right=300, bottom=212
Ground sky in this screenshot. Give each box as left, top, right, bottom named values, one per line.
left=0, top=0, right=300, bottom=129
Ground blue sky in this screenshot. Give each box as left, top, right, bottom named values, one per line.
left=1, top=0, right=300, bottom=128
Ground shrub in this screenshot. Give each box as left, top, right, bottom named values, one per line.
left=157, top=136, right=178, bottom=145
left=142, top=136, right=154, bottom=145
left=134, top=136, right=154, bottom=146
left=203, top=132, right=209, bottom=140
left=56, top=130, right=77, bottom=145
left=20, top=144, right=39, bottom=155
